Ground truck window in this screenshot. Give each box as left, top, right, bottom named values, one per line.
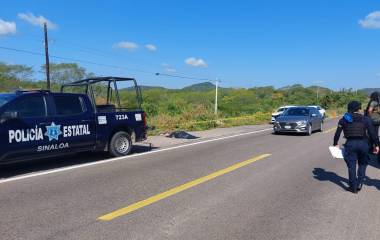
left=4, top=96, right=46, bottom=118
left=54, top=95, right=86, bottom=116
left=0, top=94, right=15, bottom=108
left=119, top=81, right=140, bottom=110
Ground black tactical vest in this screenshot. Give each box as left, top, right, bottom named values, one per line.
left=343, top=113, right=366, bottom=138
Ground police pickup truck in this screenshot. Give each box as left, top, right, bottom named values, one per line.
left=0, top=77, right=147, bottom=163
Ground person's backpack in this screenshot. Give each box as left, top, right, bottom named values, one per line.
left=369, top=101, right=380, bottom=126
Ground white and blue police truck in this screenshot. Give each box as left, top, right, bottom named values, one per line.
left=0, top=77, right=147, bottom=163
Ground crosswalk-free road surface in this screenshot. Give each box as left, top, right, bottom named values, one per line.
left=1, top=118, right=380, bottom=240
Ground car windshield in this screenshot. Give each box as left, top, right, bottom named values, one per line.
left=278, top=108, right=286, bottom=112
left=284, top=108, right=310, bottom=116
left=0, top=94, right=15, bottom=108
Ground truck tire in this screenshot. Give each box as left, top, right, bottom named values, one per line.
left=109, top=131, right=132, bottom=157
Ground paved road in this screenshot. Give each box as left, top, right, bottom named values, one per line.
left=1, top=119, right=380, bottom=240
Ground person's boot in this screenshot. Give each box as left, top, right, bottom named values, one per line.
left=347, top=186, right=358, bottom=194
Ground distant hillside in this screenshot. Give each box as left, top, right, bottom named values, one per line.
left=278, top=84, right=304, bottom=91
left=123, top=85, right=168, bottom=91
left=359, top=88, right=380, bottom=96
left=307, top=85, right=331, bottom=94
left=182, top=82, right=216, bottom=91
left=278, top=84, right=331, bottom=93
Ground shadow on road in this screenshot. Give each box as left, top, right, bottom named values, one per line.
left=0, top=145, right=156, bottom=180
left=313, top=166, right=380, bottom=191
left=367, top=154, right=380, bottom=169
left=271, top=131, right=325, bottom=137
left=313, top=168, right=348, bottom=190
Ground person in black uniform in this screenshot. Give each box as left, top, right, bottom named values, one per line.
left=333, top=101, right=379, bottom=193
left=365, top=92, right=380, bottom=163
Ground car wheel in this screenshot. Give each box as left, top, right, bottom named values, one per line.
left=306, top=124, right=312, bottom=136
left=319, top=122, right=323, bottom=132
left=109, top=131, right=132, bottom=157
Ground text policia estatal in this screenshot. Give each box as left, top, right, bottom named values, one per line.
left=8, top=123, right=91, bottom=144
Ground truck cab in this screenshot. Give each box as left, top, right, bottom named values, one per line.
left=0, top=77, right=147, bottom=164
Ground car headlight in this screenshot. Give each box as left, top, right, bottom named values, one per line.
left=296, top=120, right=307, bottom=126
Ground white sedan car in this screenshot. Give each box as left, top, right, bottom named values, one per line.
left=308, top=105, right=326, bottom=118
left=271, top=105, right=297, bottom=123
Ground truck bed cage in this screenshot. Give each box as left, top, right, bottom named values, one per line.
left=60, top=76, right=143, bottom=113
left=62, top=77, right=136, bottom=86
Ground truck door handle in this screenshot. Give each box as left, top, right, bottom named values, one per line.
left=39, top=122, right=50, bottom=126
left=81, top=120, right=92, bottom=123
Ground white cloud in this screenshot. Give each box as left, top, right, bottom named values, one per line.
left=162, top=63, right=176, bottom=72
left=167, top=68, right=176, bottom=72
left=359, top=11, right=380, bottom=29
left=18, top=13, right=57, bottom=29
left=114, top=41, right=139, bottom=50
left=145, top=44, right=157, bottom=51
left=185, top=57, right=208, bottom=67
left=0, top=19, right=16, bottom=36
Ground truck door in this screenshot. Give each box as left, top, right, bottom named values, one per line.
left=51, top=94, right=96, bottom=151
left=0, top=94, right=51, bottom=161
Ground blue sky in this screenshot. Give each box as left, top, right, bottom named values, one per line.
left=1, top=0, right=380, bottom=89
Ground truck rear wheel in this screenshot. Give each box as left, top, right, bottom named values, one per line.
left=109, top=131, right=132, bottom=157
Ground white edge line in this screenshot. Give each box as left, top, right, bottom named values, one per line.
left=0, top=128, right=272, bottom=184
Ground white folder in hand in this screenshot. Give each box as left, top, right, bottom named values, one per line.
left=329, top=146, right=344, bottom=159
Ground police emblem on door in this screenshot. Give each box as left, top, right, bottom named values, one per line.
left=45, top=122, right=62, bottom=141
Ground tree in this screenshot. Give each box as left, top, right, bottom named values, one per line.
left=0, top=62, right=34, bottom=81
left=41, top=63, right=92, bottom=85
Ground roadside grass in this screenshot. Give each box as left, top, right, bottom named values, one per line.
left=148, top=112, right=271, bottom=135
left=148, top=109, right=343, bottom=136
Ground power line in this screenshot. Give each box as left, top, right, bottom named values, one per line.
left=0, top=45, right=217, bottom=82
left=155, top=72, right=213, bottom=81
left=0, top=45, right=156, bottom=75
left=34, top=36, right=213, bottom=79
left=14, top=34, right=217, bottom=80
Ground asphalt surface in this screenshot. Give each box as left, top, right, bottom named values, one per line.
left=1, top=118, right=380, bottom=240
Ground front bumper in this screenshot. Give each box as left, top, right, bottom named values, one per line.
left=273, top=122, right=308, bottom=133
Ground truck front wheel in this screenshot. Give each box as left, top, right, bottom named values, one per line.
left=109, top=131, right=132, bottom=157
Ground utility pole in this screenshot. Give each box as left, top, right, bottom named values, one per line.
left=44, top=22, right=51, bottom=90
left=213, top=79, right=220, bottom=116
left=214, top=79, right=218, bottom=115
left=316, top=86, right=319, bottom=104
left=313, top=81, right=324, bottom=105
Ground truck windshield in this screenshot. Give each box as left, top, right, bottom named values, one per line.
left=0, top=94, right=15, bottom=108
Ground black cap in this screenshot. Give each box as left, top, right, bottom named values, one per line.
left=347, top=101, right=361, bottom=112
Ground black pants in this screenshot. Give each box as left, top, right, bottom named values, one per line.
left=344, top=139, right=369, bottom=189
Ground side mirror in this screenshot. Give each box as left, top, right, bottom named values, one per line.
left=311, top=113, right=317, bottom=117
left=1, top=111, right=18, bottom=122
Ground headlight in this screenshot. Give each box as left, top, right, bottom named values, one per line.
left=296, top=120, right=307, bottom=126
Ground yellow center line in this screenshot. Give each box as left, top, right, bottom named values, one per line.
left=324, top=127, right=336, bottom=134
left=98, top=153, right=271, bottom=221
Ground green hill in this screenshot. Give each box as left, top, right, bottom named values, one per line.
left=123, top=85, right=168, bottom=91
left=359, top=88, right=380, bottom=96
left=182, top=82, right=216, bottom=91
